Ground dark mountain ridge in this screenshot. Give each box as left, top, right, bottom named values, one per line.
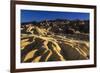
left=21, top=19, right=89, bottom=34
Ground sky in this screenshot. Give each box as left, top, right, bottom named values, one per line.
left=21, top=10, right=89, bottom=23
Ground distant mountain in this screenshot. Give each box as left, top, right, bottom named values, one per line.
left=21, top=19, right=89, bottom=34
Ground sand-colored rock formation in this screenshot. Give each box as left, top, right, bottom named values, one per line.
left=21, top=24, right=89, bottom=62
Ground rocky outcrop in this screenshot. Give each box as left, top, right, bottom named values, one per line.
left=21, top=19, right=89, bottom=63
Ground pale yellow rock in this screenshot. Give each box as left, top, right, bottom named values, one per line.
left=24, top=50, right=37, bottom=62
left=33, top=56, right=41, bottom=62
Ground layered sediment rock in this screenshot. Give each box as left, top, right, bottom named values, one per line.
left=21, top=19, right=89, bottom=62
